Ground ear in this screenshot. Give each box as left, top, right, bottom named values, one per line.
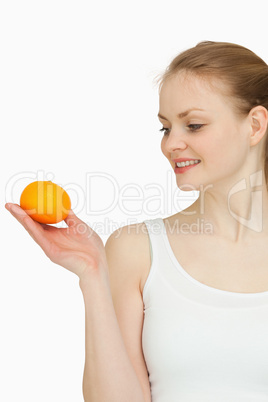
left=249, top=105, right=268, bottom=146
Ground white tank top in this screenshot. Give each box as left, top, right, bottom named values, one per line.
left=142, top=218, right=268, bottom=402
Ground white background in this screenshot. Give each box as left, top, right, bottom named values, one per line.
left=1, top=1, right=267, bottom=401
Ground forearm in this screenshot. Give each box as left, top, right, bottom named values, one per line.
left=79, top=269, right=145, bottom=402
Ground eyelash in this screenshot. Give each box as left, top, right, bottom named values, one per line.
left=159, top=124, right=205, bottom=136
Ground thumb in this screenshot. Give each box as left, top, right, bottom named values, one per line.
left=64, top=209, right=85, bottom=227
left=64, top=209, right=95, bottom=239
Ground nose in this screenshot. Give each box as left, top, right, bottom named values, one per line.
left=162, top=129, right=188, bottom=153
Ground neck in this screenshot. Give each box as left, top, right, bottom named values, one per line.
left=186, top=170, right=268, bottom=243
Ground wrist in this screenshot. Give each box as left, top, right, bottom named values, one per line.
left=79, top=263, right=110, bottom=294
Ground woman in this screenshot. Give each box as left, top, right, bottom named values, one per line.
left=5, top=41, right=268, bottom=401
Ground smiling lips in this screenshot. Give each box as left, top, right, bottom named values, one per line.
left=174, top=159, right=201, bottom=174
left=176, top=159, right=200, bottom=167
left=172, top=157, right=201, bottom=163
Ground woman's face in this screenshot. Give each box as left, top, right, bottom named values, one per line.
left=158, top=72, right=250, bottom=192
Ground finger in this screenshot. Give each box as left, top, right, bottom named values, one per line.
left=6, top=203, right=55, bottom=232
left=5, top=203, right=62, bottom=258
left=5, top=202, right=46, bottom=242
left=39, top=222, right=57, bottom=231
left=5, top=203, right=28, bottom=218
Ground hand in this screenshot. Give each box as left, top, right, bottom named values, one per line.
left=5, top=203, right=108, bottom=280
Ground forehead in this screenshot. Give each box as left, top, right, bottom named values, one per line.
left=159, top=72, right=230, bottom=111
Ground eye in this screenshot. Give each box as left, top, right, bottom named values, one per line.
left=159, top=124, right=205, bottom=136
left=187, top=124, right=205, bottom=132
left=159, top=127, right=171, bottom=136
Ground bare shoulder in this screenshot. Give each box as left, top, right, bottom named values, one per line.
left=105, top=221, right=152, bottom=294
left=104, top=214, right=186, bottom=293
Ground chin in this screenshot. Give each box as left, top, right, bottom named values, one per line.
left=175, top=180, right=201, bottom=192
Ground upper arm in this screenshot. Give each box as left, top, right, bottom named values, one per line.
left=105, top=223, right=152, bottom=402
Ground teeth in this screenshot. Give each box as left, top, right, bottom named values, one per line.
left=176, top=160, right=200, bottom=167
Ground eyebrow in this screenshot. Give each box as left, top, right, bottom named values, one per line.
left=158, top=108, right=205, bottom=120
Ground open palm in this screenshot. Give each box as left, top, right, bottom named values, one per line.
left=5, top=203, right=108, bottom=280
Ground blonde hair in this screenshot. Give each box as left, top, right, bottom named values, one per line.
left=155, top=41, right=268, bottom=188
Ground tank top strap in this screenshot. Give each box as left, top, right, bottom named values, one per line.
left=143, top=217, right=165, bottom=257
left=143, top=217, right=167, bottom=298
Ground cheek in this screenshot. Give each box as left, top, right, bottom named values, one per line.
left=200, top=133, right=229, bottom=162
left=203, top=132, right=246, bottom=174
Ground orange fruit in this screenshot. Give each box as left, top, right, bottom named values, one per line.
left=20, top=181, right=71, bottom=224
